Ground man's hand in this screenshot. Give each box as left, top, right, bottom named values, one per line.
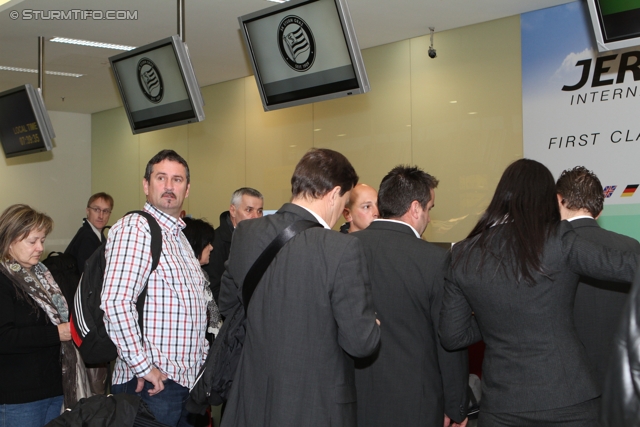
left=444, top=415, right=468, bottom=427
left=136, top=367, right=168, bottom=396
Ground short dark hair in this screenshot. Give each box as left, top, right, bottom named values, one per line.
left=87, top=192, right=114, bottom=209
left=291, top=148, right=358, bottom=199
left=231, top=188, right=263, bottom=206
left=182, top=217, right=215, bottom=260
left=556, top=166, right=604, bottom=217
left=144, top=150, right=190, bottom=184
left=377, top=166, right=439, bottom=219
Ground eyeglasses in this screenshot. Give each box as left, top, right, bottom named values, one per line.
left=88, top=206, right=112, bottom=215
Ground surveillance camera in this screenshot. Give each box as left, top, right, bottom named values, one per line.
left=428, top=47, right=437, bottom=59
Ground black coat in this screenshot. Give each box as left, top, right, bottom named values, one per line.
left=353, top=221, right=469, bottom=426
left=219, top=203, right=380, bottom=427
left=571, top=218, right=640, bottom=389
left=439, top=221, right=638, bottom=415
left=203, top=211, right=233, bottom=304
left=65, top=219, right=104, bottom=274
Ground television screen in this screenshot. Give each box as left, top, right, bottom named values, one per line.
left=238, top=0, right=370, bottom=111
left=0, top=84, right=55, bottom=158
left=109, top=35, right=205, bottom=134
left=586, top=0, right=640, bottom=51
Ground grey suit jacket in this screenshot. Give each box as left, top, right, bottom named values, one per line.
left=439, top=221, right=638, bottom=414
left=571, top=217, right=640, bottom=390
left=219, top=203, right=381, bottom=427
left=353, top=221, right=469, bottom=426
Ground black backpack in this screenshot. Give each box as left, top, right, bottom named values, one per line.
left=42, top=252, right=81, bottom=313
left=71, top=211, right=162, bottom=365
left=187, top=219, right=321, bottom=413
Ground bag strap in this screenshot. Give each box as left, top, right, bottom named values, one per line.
left=242, top=219, right=322, bottom=310
left=124, top=210, right=163, bottom=335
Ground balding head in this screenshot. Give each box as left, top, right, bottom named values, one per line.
left=343, top=184, right=379, bottom=232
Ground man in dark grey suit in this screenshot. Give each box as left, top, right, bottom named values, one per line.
left=557, top=166, right=640, bottom=389
left=353, top=166, right=469, bottom=427
left=219, top=148, right=381, bottom=427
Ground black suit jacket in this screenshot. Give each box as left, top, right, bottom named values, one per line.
left=439, top=221, right=638, bottom=414
left=64, top=219, right=104, bottom=273
left=352, top=221, right=468, bottom=426
left=570, top=217, right=640, bottom=389
left=219, top=203, right=381, bottom=427
left=202, top=211, right=233, bottom=304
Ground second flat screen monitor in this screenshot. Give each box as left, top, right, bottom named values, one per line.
left=109, top=35, right=205, bottom=134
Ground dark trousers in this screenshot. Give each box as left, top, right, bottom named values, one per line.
left=478, top=397, right=601, bottom=427
left=112, top=377, right=195, bottom=427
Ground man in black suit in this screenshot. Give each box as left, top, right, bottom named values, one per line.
left=65, top=192, right=113, bottom=273
left=556, top=166, right=640, bottom=389
left=219, top=148, right=381, bottom=427
left=353, top=166, right=469, bottom=427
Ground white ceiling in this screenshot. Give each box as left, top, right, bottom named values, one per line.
left=0, top=0, right=574, bottom=114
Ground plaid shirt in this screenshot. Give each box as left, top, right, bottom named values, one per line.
left=102, top=203, right=208, bottom=388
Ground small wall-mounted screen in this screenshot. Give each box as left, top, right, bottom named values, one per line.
left=0, top=84, right=54, bottom=158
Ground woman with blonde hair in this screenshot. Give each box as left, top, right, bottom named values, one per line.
left=0, top=204, right=89, bottom=427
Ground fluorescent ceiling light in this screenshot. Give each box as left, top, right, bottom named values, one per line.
left=0, top=66, right=83, bottom=78
left=50, top=37, right=136, bottom=51
left=266, top=0, right=290, bottom=3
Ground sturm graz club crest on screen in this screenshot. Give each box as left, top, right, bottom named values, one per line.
left=137, top=58, right=164, bottom=103
left=278, top=15, right=315, bottom=72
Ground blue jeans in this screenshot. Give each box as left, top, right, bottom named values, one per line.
left=111, top=377, right=195, bottom=427
left=0, top=395, right=63, bottom=427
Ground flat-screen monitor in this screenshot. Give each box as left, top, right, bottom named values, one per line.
left=109, top=35, right=205, bottom=134
left=586, top=0, right=640, bottom=52
left=238, top=0, right=370, bottom=111
left=0, top=84, right=55, bottom=158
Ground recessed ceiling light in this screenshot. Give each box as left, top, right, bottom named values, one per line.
left=0, top=65, right=83, bottom=78
left=314, top=128, right=321, bottom=132
left=337, top=134, right=346, bottom=137
left=468, top=112, right=478, bottom=115
left=50, top=37, right=136, bottom=51
left=450, top=100, right=458, bottom=104
left=266, top=0, right=290, bottom=3
left=289, top=145, right=297, bottom=148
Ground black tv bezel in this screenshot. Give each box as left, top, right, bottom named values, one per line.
left=109, top=35, right=205, bottom=134
left=0, top=84, right=55, bottom=158
left=586, top=0, right=640, bottom=52
left=238, top=0, right=370, bottom=112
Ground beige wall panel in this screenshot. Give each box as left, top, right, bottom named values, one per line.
left=188, top=80, right=246, bottom=226
left=138, top=124, right=190, bottom=212
left=411, top=16, right=523, bottom=243
left=244, top=77, right=314, bottom=211
left=314, top=40, right=412, bottom=191
left=91, top=107, right=140, bottom=221
left=0, top=111, right=91, bottom=253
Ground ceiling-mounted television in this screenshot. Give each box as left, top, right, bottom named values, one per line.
left=238, top=0, right=370, bottom=112
left=0, top=84, right=55, bottom=158
left=585, top=0, right=640, bottom=52
left=109, top=35, right=205, bottom=134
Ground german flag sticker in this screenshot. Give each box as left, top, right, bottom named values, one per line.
left=621, top=185, right=639, bottom=197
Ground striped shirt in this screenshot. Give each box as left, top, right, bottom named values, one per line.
left=102, top=202, right=208, bottom=388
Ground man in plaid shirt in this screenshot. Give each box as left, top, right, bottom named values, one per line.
left=103, top=150, right=208, bottom=427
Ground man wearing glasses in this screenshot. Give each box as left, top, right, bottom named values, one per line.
left=65, top=192, right=114, bottom=274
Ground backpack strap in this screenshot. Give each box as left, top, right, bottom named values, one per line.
left=124, top=210, right=163, bottom=337
left=242, top=219, right=322, bottom=310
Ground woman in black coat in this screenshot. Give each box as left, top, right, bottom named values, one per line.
left=0, top=204, right=78, bottom=427
left=439, top=159, right=638, bottom=427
